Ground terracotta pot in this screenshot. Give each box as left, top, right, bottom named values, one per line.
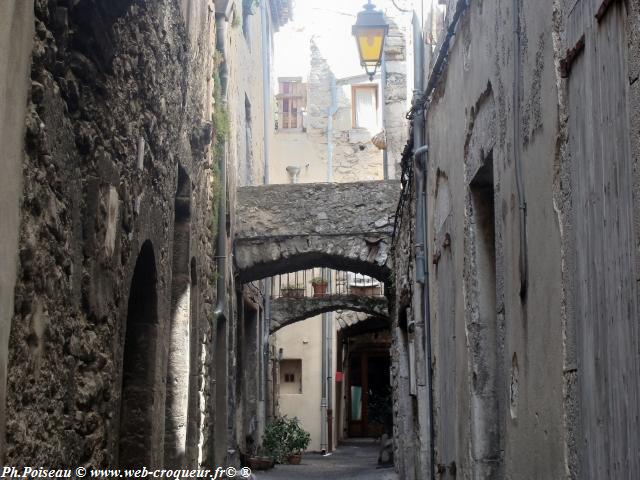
left=312, top=283, right=328, bottom=297
left=287, top=454, right=302, bottom=465
left=247, top=456, right=275, bottom=470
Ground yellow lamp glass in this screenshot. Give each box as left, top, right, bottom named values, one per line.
left=355, top=27, right=386, bottom=64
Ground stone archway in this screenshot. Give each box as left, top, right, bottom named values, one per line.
left=119, top=240, right=159, bottom=468
left=235, top=181, right=399, bottom=283
left=270, top=295, right=389, bottom=333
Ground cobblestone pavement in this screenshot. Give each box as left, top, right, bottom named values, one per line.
left=252, top=439, right=398, bottom=480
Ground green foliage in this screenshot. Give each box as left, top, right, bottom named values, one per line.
left=310, top=276, right=327, bottom=286
left=368, top=385, right=392, bottom=428
left=210, top=56, right=227, bottom=241
left=262, top=416, right=311, bottom=463
left=231, top=11, right=241, bottom=28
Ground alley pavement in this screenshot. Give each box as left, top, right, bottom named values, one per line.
left=252, top=439, right=398, bottom=480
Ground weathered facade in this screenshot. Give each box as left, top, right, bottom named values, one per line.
left=265, top=2, right=410, bottom=452
left=0, top=0, right=289, bottom=468
left=393, top=0, right=640, bottom=479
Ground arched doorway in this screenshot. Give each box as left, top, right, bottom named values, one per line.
left=119, top=240, right=159, bottom=467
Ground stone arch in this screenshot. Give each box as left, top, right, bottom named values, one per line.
left=237, top=249, right=392, bottom=284
left=119, top=240, right=159, bottom=468
left=269, top=295, right=389, bottom=334
left=165, top=166, right=192, bottom=467
left=235, top=181, right=399, bottom=284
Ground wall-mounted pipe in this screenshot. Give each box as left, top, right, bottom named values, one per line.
left=381, top=52, right=389, bottom=180
left=213, top=13, right=229, bottom=320
left=260, top=0, right=272, bottom=430
left=321, top=79, right=338, bottom=453
left=412, top=11, right=435, bottom=480
left=260, top=0, right=271, bottom=186
left=327, top=75, right=338, bottom=182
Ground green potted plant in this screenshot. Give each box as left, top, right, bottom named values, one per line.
left=310, top=276, right=328, bottom=297
left=285, top=417, right=311, bottom=464
left=281, top=282, right=305, bottom=298
left=262, top=416, right=311, bottom=464
left=247, top=447, right=275, bottom=471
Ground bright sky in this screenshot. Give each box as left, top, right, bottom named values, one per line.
left=273, top=0, right=378, bottom=82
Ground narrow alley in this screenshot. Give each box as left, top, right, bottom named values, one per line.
left=1, top=0, right=639, bottom=479
left=254, top=440, right=397, bottom=480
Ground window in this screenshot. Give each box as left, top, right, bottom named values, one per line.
left=276, top=78, right=307, bottom=131
left=352, top=85, right=379, bottom=131
left=279, top=359, right=302, bottom=394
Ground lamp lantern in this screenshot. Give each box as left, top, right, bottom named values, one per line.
left=352, top=0, right=389, bottom=80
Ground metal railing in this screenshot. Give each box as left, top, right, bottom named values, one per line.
left=270, top=268, right=384, bottom=299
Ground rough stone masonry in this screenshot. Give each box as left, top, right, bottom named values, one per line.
left=2, top=0, right=220, bottom=467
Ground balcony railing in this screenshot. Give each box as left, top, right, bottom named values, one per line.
left=270, top=268, right=384, bottom=299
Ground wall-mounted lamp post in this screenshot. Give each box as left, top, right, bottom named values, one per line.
left=352, top=0, right=389, bottom=81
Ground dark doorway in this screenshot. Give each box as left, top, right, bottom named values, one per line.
left=119, top=240, right=159, bottom=467
left=348, top=353, right=391, bottom=438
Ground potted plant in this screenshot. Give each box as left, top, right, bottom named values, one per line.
left=262, top=416, right=311, bottom=465
left=281, top=283, right=305, bottom=298
left=310, top=276, right=328, bottom=297
left=262, top=416, right=288, bottom=464
left=285, top=417, right=311, bottom=464
left=247, top=447, right=275, bottom=471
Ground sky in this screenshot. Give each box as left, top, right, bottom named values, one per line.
left=273, top=0, right=382, bottom=81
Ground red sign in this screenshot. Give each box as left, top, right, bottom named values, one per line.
left=335, top=371, right=344, bottom=383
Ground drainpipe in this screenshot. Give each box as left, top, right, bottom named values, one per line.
left=412, top=12, right=436, bottom=480
left=320, top=77, right=338, bottom=454
left=381, top=52, right=389, bottom=180
left=260, top=0, right=272, bottom=430
left=260, top=0, right=271, bottom=186
left=327, top=75, right=338, bottom=182
left=212, top=11, right=229, bottom=466
left=326, top=268, right=333, bottom=452
left=213, top=14, right=228, bottom=320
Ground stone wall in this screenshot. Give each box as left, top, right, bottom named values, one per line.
left=0, top=0, right=35, bottom=462
left=3, top=0, right=220, bottom=467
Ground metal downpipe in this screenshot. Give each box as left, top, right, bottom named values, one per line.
left=213, top=14, right=228, bottom=320
left=260, top=0, right=272, bottom=427
left=321, top=78, right=338, bottom=454
left=412, top=12, right=436, bottom=480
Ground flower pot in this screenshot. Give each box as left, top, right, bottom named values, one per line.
left=287, top=454, right=302, bottom=465
left=247, top=456, right=275, bottom=470
left=312, top=283, right=328, bottom=297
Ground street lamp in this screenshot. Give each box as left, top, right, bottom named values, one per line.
left=352, top=0, right=389, bottom=81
